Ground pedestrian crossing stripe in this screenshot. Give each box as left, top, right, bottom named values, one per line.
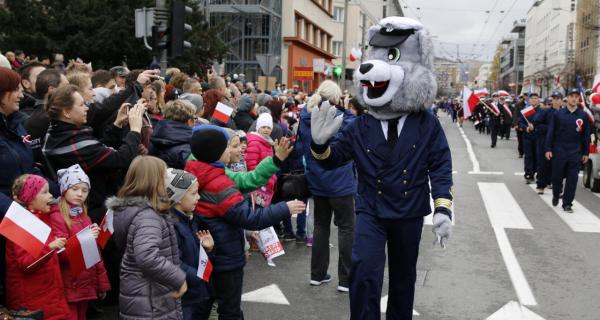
left=380, top=295, right=419, bottom=315
left=528, top=185, right=600, bottom=233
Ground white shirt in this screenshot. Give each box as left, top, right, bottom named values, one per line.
left=380, top=116, right=407, bottom=140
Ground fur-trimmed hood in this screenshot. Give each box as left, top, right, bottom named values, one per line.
left=105, top=196, right=153, bottom=250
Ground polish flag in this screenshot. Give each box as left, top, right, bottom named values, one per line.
left=97, top=209, right=113, bottom=249
left=66, top=226, right=101, bottom=275
left=0, top=202, right=51, bottom=258
left=521, top=105, right=536, bottom=118
left=197, top=245, right=213, bottom=282
left=497, top=90, right=510, bottom=97
left=488, top=102, right=500, bottom=116
left=593, top=74, right=600, bottom=93
left=212, top=102, right=233, bottom=124
left=462, top=86, right=480, bottom=119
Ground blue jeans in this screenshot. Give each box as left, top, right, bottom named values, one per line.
left=283, top=211, right=306, bottom=237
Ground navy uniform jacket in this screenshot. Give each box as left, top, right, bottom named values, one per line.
left=545, top=107, right=591, bottom=159
left=532, top=107, right=556, bottom=140
left=311, top=112, right=453, bottom=220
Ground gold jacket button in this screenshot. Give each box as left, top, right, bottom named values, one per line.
left=378, top=191, right=382, bottom=195
left=367, top=149, right=371, bottom=153
left=404, top=191, right=408, bottom=196
left=403, top=169, right=408, bottom=174
left=412, top=144, right=416, bottom=149
left=403, top=180, right=407, bottom=184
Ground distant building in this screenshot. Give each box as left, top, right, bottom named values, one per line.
left=477, top=63, right=492, bottom=89
left=499, top=20, right=526, bottom=95
left=524, top=0, right=575, bottom=96
left=434, top=57, right=460, bottom=97
left=383, top=0, right=403, bottom=18
left=574, top=0, right=599, bottom=88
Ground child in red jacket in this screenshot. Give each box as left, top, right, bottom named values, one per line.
left=245, top=112, right=277, bottom=207
left=6, top=174, right=70, bottom=320
left=49, top=164, right=109, bottom=320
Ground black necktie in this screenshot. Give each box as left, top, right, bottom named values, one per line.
left=387, top=118, right=399, bottom=146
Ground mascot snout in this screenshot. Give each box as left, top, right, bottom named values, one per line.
left=356, top=59, right=404, bottom=107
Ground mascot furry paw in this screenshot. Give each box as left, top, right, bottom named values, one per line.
left=311, top=16, right=453, bottom=319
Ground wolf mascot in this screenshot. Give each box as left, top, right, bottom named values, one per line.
left=310, top=17, right=453, bottom=319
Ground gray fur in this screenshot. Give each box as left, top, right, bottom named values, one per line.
left=105, top=196, right=151, bottom=210
left=355, top=17, right=437, bottom=120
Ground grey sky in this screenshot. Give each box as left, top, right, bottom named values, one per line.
left=399, top=0, right=535, bottom=62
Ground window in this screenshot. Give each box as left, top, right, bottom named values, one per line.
left=333, top=7, right=344, bottom=22
left=333, top=41, right=343, bottom=57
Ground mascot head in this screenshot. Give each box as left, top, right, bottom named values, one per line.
left=355, top=17, right=437, bottom=120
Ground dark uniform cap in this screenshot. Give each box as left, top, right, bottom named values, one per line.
left=369, top=25, right=416, bottom=47
left=550, top=91, right=563, bottom=98
left=528, top=92, right=539, bottom=97
left=567, top=88, right=580, bottom=96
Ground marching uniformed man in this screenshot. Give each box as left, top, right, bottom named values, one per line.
left=498, top=97, right=514, bottom=140
left=532, top=93, right=562, bottom=193
left=519, top=92, right=541, bottom=183
left=488, top=95, right=501, bottom=148
left=545, top=88, right=591, bottom=213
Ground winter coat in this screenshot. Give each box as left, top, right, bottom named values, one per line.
left=233, top=95, right=255, bottom=132
left=0, top=111, right=36, bottom=198
left=18, top=92, right=40, bottom=117
left=169, top=208, right=210, bottom=307
left=43, top=120, right=141, bottom=222
left=107, top=196, right=186, bottom=320
left=49, top=204, right=110, bottom=303
left=5, top=210, right=70, bottom=320
left=184, top=160, right=290, bottom=272
left=298, top=106, right=357, bottom=197
left=245, top=132, right=277, bottom=194
left=226, top=156, right=281, bottom=194
left=150, top=119, right=192, bottom=169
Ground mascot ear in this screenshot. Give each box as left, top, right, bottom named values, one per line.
left=417, top=29, right=434, bottom=71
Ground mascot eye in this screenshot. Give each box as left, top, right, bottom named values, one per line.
left=388, top=48, right=401, bottom=62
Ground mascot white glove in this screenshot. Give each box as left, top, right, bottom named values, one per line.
left=432, top=213, right=452, bottom=248
left=310, top=101, right=344, bottom=145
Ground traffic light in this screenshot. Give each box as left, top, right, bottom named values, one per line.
left=333, top=65, right=343, bottom=78
left=169, top=0, right=192, bottom=58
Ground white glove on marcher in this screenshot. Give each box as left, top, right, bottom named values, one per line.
left=310, top=101, right=344, bottom=145
left=432, top=213, right=452, bottom=248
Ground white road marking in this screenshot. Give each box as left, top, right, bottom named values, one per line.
left=380, top=295, right=419, bottom=316
left=486, top=301, right=545, bottom=320
left=529, top=185, right=600, bottom=233
left=468, top=171, right=505, bottom=175
left=242, top=284, right=290, bottom=305
left=514, top=172, right=524, bottom=176
left=479, top=183, right=537, bottom=306
left=457, top=124, right=480, bottom=172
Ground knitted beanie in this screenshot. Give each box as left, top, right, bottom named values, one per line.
left=57, top=164, right=91, bottom=195
left=165, top=168, right=197, bottom=203
left=256, top=113, right=273, bottom=129
left=190, top=128, right=229, bottom=163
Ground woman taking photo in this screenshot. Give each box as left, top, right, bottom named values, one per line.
left=107, top=155, right=187, bottom=320
left=42, top=84, right=145, bottom=221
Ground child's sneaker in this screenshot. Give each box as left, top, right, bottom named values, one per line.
left=306, top=237, right=313, bottom=247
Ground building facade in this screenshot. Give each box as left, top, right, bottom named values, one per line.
left=523, top=0, right=576, bottom=97
left=281, top=0, right=338, bottom=91
left=204, top=0, right=283, bottom=82
left=499, top=20, right=526, bottom=95
left=434, top=57, right=460, bottom=97
left=574, top=0, right=600, bottom=88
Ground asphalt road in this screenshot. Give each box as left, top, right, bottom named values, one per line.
left=241, top=112, right=600, bottom=320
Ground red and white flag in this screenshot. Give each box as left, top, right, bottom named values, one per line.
left=593, top=74, right=600, bottom=93
left=197, top=245, right=213, bottom=282
left=66, top=226, right=102, bottom=275
left=521, top=105, right=536, bottom=118
left=212, top=102, right=233, bottom=124
left=97, top=209, right=113, bottom=249
left=462, top=86, right=481, bottom=119
left=0, top=202, right=51, bottom=258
